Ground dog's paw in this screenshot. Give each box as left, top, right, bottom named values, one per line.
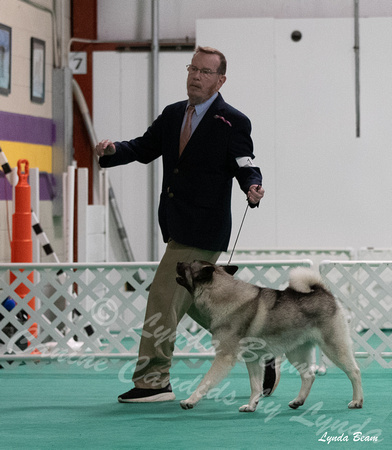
left=239, top=404, right=256, bottom=412
left=317, top=366, right=327, bottom=376
left=288, top=399, right=304, bottom=409
left=180, top=400, right=195, bottom=410
left=348, top=399, right=363, bottom=409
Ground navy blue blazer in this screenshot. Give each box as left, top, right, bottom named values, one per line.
left=99, top=93, right=262, bottom=252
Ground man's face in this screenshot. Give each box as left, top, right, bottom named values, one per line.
left=186, top=52, right=226, bottom=105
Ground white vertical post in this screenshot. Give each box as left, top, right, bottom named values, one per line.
left=11, top=167, right=18, bottom=215
left=30, top=167, right=40, bottom=263
left=29, top=167, right=41, bottom=323
left=65, top=165, right=75, bottom=262
left=103, top=169, right=109, bottom=261
left=77, top=168, right=88, bottom=262
left=62, top=172, right=67, bottom=259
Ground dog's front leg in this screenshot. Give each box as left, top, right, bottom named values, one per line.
left=239, top=360, right=265, bottom=412
left=180, top=353, right=236, bottom=410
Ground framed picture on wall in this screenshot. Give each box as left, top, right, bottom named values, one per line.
left=0, top=23, right=12, bottom=96
left=30, top=37, right=45, bottom=103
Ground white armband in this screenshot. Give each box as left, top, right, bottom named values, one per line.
left=236, top=156, right=258, bottom=168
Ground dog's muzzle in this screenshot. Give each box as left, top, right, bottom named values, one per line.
left=176, top=262, right=191, bottom=290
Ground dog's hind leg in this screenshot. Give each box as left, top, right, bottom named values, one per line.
left=239, top=360, right=265, bottom=412
left=319, top=329, right=363, bottom=409
left=180, top=352, right=236, bottom=410
left=286, top=343, right=316, bottom=409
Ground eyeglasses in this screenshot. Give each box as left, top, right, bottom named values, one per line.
left=186, top=64, right=220, bottom=77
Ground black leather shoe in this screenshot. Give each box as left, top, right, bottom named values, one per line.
left=118, top=384, right=176, bottom=403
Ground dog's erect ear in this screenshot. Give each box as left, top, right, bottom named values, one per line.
left=221, top=265, right=238, bottom=276
left=195, top=265, right=215, bottom=282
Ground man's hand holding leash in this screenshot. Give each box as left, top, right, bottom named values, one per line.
left=247, top=184, right=264, bottom=205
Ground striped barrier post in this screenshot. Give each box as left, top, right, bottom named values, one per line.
left=0, top=146, right=17, bottom=186
left=0, top=146, right=12, bottom=182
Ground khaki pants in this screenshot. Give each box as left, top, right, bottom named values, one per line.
left=132, top=240, right=221, bottom=389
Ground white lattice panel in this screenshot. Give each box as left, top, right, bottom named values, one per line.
left=225, top=248, right=354, bottom=269
left=228, top=259, right=313, bottom=287
left=358, top=247, right=392, bottom=261
left=320, top=261, right=392, bottom=368
left=0, top=264, right=158, bottom=365
left=0, top=260, right=311, bottom=370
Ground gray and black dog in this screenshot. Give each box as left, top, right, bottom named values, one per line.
left=176, top=260, right=363, bottom=412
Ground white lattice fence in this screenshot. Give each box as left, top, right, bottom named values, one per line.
left=0, top=260, right=312, bottom=370
left=357, top=247, right=392, bottom=260
left=225, top=248, right=354, bottom=269
left=320, top=261, right=392, bottom=368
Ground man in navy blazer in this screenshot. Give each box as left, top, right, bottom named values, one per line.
left=96, top=46, right=278, bottom=403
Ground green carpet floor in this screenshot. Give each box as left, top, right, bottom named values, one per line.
left=0, top=360, right=391, bottom=449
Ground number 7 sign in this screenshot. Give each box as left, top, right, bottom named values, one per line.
left=69, top=52, right=87, bottom=74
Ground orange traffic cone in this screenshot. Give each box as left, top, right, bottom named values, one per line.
left=10, top=160, right=38, bottom=350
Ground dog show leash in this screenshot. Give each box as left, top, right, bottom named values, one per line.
left=227, top=203, right=249, bottom=265
left=227, top=184, right=262, bottom=265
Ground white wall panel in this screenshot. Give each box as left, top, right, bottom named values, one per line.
left=93, top=52, right=122, bottom=139
left=93, top=52, right=150, bottom=261
left=354, top=18, right=392, bottom=248
left=361, top=19, right=392, bottom=139
left=118, top=53, right=150, bottom=260
left=274, top=18, right=358, bottom=247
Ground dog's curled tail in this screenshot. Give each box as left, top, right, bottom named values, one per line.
left=289, top=267, right=325, bottom=294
